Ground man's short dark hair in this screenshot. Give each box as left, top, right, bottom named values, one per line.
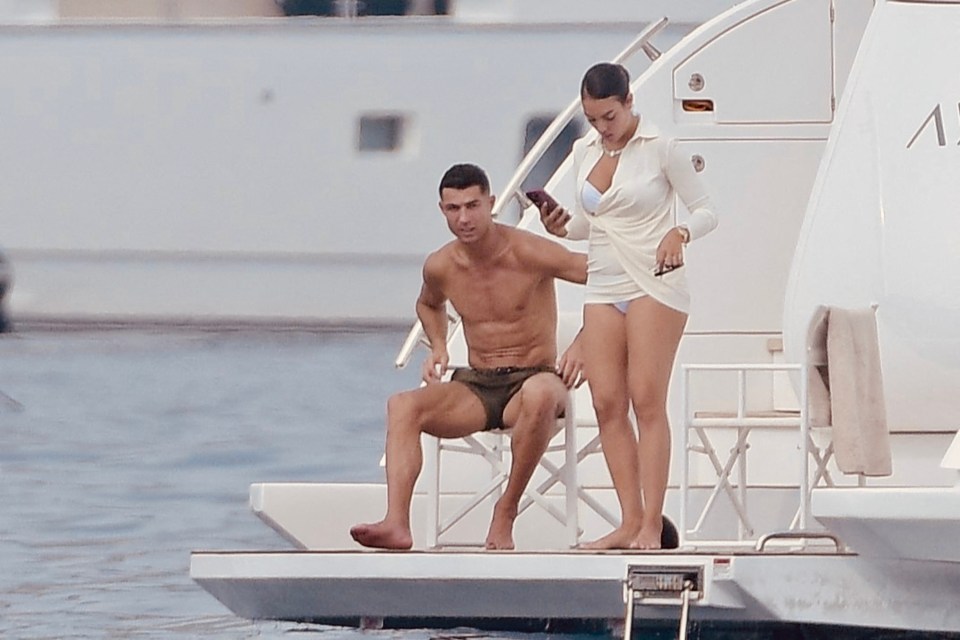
left=439, top=163, right=490, bottom=196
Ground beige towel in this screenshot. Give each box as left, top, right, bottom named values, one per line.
left=825, top=306, right=892, bottom=476
left=806, top=306, right=832, bottom=428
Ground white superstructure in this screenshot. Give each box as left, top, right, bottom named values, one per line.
left=783, top=0, right=960, bottom=432
left=0, top=3, right=737, bottom=327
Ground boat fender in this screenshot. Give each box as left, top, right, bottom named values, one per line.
left=661, top=515, right=679, bottom=550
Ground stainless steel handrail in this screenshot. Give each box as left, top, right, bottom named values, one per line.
left=754, top=530, right=844, bottom=553
left=395, top=17, right=669, bottom=369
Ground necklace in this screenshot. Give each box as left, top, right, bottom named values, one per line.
left=602, top=114, right=639, bottom=158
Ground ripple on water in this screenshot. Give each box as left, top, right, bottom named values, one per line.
left=0, top=329, right=420, bottom=639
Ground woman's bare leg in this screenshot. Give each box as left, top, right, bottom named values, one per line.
left=579, top=303, right=644, bottom=550
left=624, top=297, right=687, bottom=549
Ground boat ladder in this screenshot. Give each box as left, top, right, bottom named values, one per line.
left=622, top=565, right=702, bottom=640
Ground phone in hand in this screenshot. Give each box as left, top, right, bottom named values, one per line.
left=525, top=188, right=560, bottom=211
left=653, top=263, right=680, bottom=277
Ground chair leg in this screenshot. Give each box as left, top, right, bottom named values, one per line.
left=691, top=426, right=755, bottom=536
left=427, top=392, right=585, bottom=548
left=562, top=397, right=579, bottom=547
left=423, top=434, right=440, bottom=549
left=790, top=439, right=837, bottom=530
left=809, top=439, right=835, bottom=487
left=438, top=472, right=507, bottom=537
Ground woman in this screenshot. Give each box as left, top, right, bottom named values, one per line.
left=538, top=63, right=718, bottom=549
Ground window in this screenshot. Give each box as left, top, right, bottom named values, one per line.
left=279, top=0, right=448, bottom=16
left=521, top=115, right=584, bottom=191
left=357, top=114, right=406, bottom=153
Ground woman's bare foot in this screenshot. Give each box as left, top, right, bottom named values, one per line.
left=485, top=502, right=517, bottom=550
left=349, top=520, right=413, bottom=550
left=631, top=519, right=663, bottom=550
left=579, top=524, right=642, bottom=550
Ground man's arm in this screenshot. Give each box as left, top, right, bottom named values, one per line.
left=417, top=254, right=451, bottom=384
left=514, top=230, right=587, bottom=384
left=557, top=328, right=585, bottom=389
left=519, top=231, right=588, bottom=285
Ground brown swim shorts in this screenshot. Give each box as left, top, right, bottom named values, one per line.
left=450, top=365, right=559, bottom=431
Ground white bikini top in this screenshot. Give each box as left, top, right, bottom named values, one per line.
left=581, top=181, right=602, bottom=214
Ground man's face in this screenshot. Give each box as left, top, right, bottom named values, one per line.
left=438, top=185, right=495, bottom=244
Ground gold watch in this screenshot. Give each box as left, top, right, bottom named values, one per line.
left=676, top=226, right=690, bottom=244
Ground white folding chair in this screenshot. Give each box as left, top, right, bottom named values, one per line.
left=419, top=310, right=616, bottom=549
left=679, top=362, right=809, bottom=545
left=678, top=306, right=890, bottom=547
left=421, top=390, right=580, bottom=548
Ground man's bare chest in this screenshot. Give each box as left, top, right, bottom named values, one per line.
left=445, top=267, right=543, bottom=321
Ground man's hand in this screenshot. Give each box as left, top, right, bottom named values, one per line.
left=556, top=332, right=585, bottom=389
left=421, top=348, right=449, bottom=384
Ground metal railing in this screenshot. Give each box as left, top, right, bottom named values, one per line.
left=395, top=17, right=669, bottom=368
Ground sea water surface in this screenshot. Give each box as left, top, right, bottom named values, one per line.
left=0, top=329, right=947, bottom=640
left=0, top=328, right=428, bottom=639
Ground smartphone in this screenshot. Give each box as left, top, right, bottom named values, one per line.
left=653, top=264, right=680, bottom=277
left=525, top=188, right=560, bottom=211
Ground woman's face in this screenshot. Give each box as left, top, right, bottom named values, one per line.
left=581, top=93, right=635, bottom=147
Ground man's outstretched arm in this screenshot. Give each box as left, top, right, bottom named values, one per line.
left=518, top=231, right=588, bottom=285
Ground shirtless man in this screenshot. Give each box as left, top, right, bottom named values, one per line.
left=350, top=163, right=587, bottom=550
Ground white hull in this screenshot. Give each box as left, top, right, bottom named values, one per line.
left=190, top=549, right=960, bottom=632
left=189, top=0, right=960, bottom=633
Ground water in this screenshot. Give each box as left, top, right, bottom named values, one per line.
left=0, top=328, right=424, bottom=639
left=0, top=329, right=950, bottom=640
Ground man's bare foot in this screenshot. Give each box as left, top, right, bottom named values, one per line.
left=484, top=503, right=517, bottom=550
left=631, top=520, right=663, bottom=550
left=349, top=520, right=413, bottom=550
left=578, top=524, right=642, bottom=550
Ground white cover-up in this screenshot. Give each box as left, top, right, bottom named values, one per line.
left=566, top=118, right=718, bottom=312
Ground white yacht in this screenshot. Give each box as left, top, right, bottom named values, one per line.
left=189, top=0, right=960, bottom=636
left=0, top=0, right=719, bottom=327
